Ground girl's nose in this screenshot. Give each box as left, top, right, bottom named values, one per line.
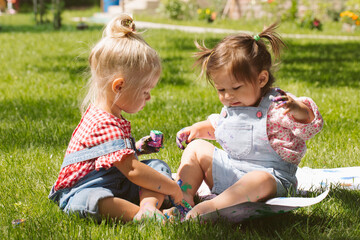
left=224, top=91, right=233, bottom=99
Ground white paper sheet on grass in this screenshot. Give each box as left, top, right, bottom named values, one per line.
left=296, top=166, right=360, bottom=191
left=199, top=189, right=329, bottom=223
left=195, top=166, right=360, bottom=197
left=174, top=166, right=360, bottom=222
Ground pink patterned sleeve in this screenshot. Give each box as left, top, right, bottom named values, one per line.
left=277, top=96, right=324, bottom=140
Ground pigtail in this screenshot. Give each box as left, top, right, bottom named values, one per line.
left=256, top=23, right=286, bottom=60
left=193, top=40, right=214, bottom=83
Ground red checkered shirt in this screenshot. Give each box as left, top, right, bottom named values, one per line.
left=54, top=104, right=135, bottom=191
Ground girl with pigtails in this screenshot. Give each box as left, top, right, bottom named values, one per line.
left=49, top=15, right=183, bottom=222
left=175, top=23, right=323, bottom=219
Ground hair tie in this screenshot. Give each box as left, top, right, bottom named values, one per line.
left=254, top=34, right=261, bottom=41
left=121, top=19, right=135, bottom=32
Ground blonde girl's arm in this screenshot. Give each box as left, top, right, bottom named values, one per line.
left=113, top=154, right=183, bottom=204
left=176, top=119, right=215, bottom=150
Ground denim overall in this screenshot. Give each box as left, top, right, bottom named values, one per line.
left=48, top=138, right=172, bottom=220
left=212, top=89, right=297, bottom=196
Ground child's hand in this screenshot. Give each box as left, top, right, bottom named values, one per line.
left=272, top=88, right=315, bottom=123
left=169, top=183, right=184, bottom=206
left=176, top=121, right=214, bottom=149
left=136, top=133, right=164, bottom=154
left=176, top=127, right=196, bottom=150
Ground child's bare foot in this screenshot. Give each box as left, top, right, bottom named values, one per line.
left=162, top=207, right=180, bottom=221
left=185, top=199, right=216, bottom=220
left=133, top=205, right=165, bottom=222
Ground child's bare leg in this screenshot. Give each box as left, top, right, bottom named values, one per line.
left=133, top=188, right=165, bottom=221
left=176, top=139, right=215, bottom=207
left=98, top=197, right=139, bottom=222
left=186, top=171, right=277, bottom=219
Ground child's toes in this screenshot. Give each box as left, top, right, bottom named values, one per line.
left=162, top=207, right=180, bottom=222
left=133, top=207, right=165, bottom=223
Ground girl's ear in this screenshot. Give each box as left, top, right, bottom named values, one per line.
left=112, top=78, right=125, bottom=93
left=258, top=70, right=269, bottom=88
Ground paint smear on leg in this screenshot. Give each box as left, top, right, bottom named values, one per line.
left=181, top=183, right=192, bottom=192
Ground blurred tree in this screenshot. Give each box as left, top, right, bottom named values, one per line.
left=52, top=0, right=61, bottom=29
left=33, top=0, right=62, bottom=29
left=33, top=0, right=46, bottom=24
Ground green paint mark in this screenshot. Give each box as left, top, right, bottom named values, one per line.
left=180, top=183, right=192, bottom=192
left=182, top=200, right=192, bottom=210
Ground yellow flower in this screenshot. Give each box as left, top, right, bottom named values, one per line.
left=197, top=9, right=202, bottom=14
left=206, top=9, right=211, bottom=15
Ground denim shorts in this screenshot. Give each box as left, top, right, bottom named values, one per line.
left=51, top=159, right=172, bottom=221
left=211, top=147, right=296, bottom=197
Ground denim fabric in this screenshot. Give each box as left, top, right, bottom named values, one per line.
left=49, top=135, right=172, bottom=220
left=50, top=159, right=171, bottom=220
left=212, top=89, right=297, bottom=197
left=61, top=138, right=135, bottom=169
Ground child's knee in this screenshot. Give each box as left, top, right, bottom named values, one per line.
left=184, top=139, right=211, bottom=156
left=184, top=139, right=214, bottom=164
left=186, top=139, right=206, bottom=148
left=251, top=171, right=277, bottom=196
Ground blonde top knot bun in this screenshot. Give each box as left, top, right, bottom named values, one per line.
left=104, top=14, right=136, bottom=38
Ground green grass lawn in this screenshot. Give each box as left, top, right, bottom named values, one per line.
left=1, top=11, right=360, bottom=239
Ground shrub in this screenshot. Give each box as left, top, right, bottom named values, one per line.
left=159, top=0, right=197, bottom=20
left=340, top=10, right=360, bottom=26
left=300, top=12, right=323, bottom=31
left=197, top=8, right=217, bottom=23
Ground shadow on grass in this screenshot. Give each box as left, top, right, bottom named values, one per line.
left=155, top=36, right=230, bottom=87
left=280, top=41, right=360, bottom=88
left=49, top=188, right=359, bottom=239
left=160, top=56, right=191, bottom=86
left=0, top=97, right=79, bottom=151
left=234, top=188, right=359, bottom=238
left=329, top=187, right=360, bottom=213
left=170, top=188, right=360, bottom=238
left=0, top=23, right=104, bottom=33
left=158, top=36, right=360, bottom=89
left=38, top=54, right=89, bottom=81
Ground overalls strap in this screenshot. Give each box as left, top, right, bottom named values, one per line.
left=259, top=88, right=278, bottom=109
left=60, top=138, right=134, bottom=169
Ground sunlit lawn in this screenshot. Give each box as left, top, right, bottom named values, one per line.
left=0, top=11, right=359, bottom=239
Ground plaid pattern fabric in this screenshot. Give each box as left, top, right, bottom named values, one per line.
left=54, top=105, right=135, bottom=191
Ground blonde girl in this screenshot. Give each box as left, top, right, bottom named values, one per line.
left=175, top=23, right=323, bottom=219
left=49, top=15, right=183, bottom=222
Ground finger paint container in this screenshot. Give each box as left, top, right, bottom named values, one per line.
left=12, top=219, right=26, bottom=227
left=148, top=130, right=163, bottom=148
